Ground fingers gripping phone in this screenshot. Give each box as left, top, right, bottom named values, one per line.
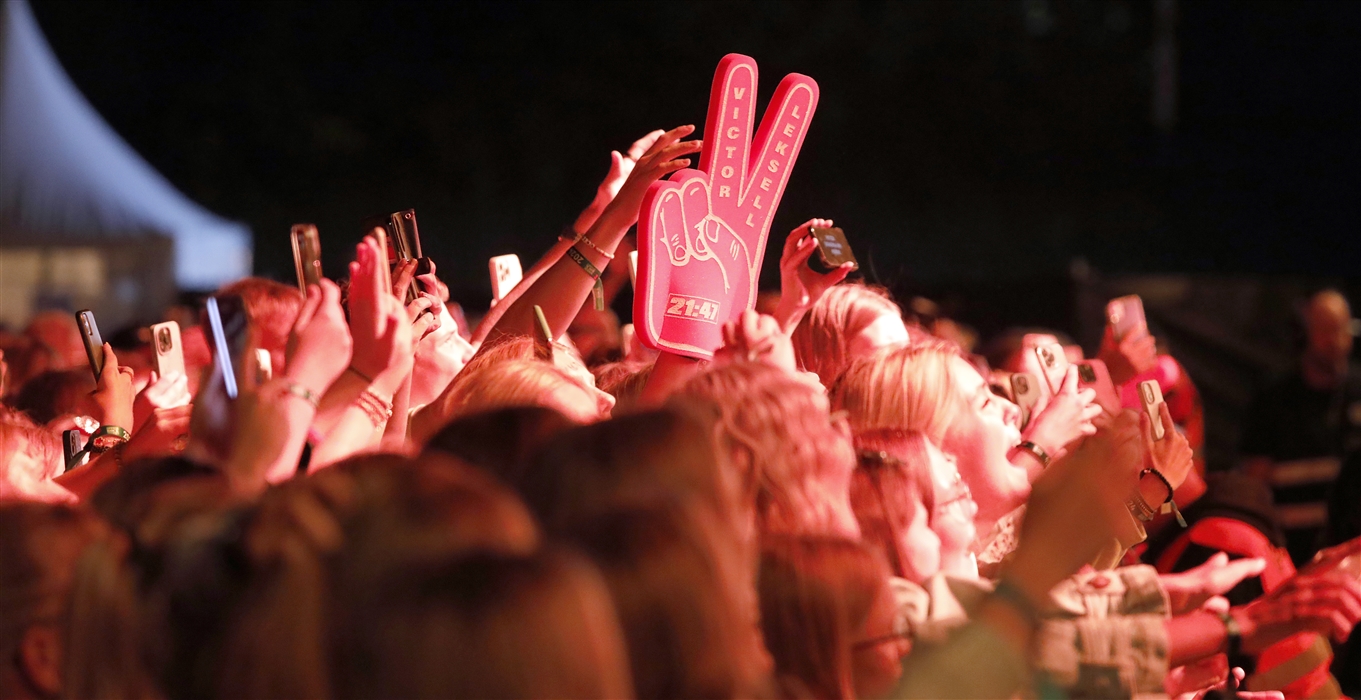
left=1034, top=342, right=1070, bottom=396
left=205, top=295, right=250, bottom=400
left=489, top=254, right=523, bottom=305
left=1106, top=295, right=1148, bottom=342
left=1138, top=379, right=1166, bottom=441
left=1076, top=359, right=1121, bottom=414
left=365, top=210, right=432, bottom=303
left=807, top=226, right=858, bottom=274
left=291, top=224, right=323, bottom=291
left=1010, top=372, right=1043, bottom=429
left=149, top=321, right=186, bottom=379
left=75, top=310, right=104, bottom=379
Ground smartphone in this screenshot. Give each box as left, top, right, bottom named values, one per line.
left=1076, top=359, right=1121, bottom=414
left=1106, top=295, right=1148, bottom=342
left=532, top=305, right=554, bottom=362
left=62, top=429, right=88, bottom=472
left=149, top=321, right=186, bottom=379
left=1138, top=379, right=1166, bottom=440
left=389, top=209, right=423, bottom=260
left=628, top=250, right=639, bottom=289
left=75, top=310, right=105, bottom=379
left=1034, top=342, right=1070, bottom=396
left=1010, top=372, right=1043, bottom=429
left=204, top=295, right=250, bottom=400
left=807, top=226, right=858, bottom=274
left=489, top=254, right=523, bottom=305
left=291, top=224, right=323, bottom=291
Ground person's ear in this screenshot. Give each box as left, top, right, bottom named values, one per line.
left=18, top=624, right=63, bottom=697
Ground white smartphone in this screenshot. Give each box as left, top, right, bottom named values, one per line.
left=489, top=254, right=523, bottom=304
left=628, top=250, right=639, bottom=288
left=1010, top=372, right=1042, bottom=428
left=1138, top=379, right=1166, bottom=440
left=1034, top=342, right=1070, bottom=396
left=149, top=321, right=185, bottom=379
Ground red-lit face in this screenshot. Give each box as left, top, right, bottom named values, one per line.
left=940, top=357, right=1026, bottom=531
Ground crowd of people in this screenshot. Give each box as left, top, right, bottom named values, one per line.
left=2, top=126, right=1361, bottom=700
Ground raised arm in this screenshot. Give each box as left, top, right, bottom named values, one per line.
left=486, top=125, right=700, bottom=344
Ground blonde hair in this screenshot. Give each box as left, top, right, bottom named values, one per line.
left=791, top=283, right=903, bottom=386
left=829, top=339, right=965, bottom=445
left=849, top=431, right=936, bottom=582
left=421, top=359, right=594, bottom=441
left=671, top=363, right=854, bottom=537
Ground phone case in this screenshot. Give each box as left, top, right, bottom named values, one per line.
left=1138, top=379, right=1166, bottom=440
left=1034, top=342, right=1069, bottom=396
left=489, top=254, right=523, bottom=304
left=1076, top=359, right=1121, bottom=414
left=205, top=296, right=249, bottom=400
left=389, top=209, right=422, bottom=259
left=1010, top=372, right=1042, bottom=429
left=807, top=226, right=858, bottom=274
left=291, top=224, right=323, bottom=291
left=150, top=321, right=186, bottom=379
left=1107, top=295, right=1147, bottom=341
left=75, top=310, right=104, bottom=379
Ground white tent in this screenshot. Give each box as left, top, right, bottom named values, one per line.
left=0, top=0, right=250, bottom=326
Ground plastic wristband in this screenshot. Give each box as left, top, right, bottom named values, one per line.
left=347, top=366, right=376, bottom=385
left=89, top=425, right=131, bottom=451
left=565, top=246, right=606, bottom=311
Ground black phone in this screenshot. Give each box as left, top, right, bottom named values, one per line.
left=204, top=295, right=250, bottom=399
left=291, top=224, right=323, bottom=291
left=75, top=309, right=105, bottom=379
left=363, top=210, right=432, bottom=302
left=807, top=226, right=858, bottom=274
left=62, top=429, right=87, bottom=472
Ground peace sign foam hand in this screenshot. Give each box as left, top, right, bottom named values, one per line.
left=636, top=54, right=819, bottom=360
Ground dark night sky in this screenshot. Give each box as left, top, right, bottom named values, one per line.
left=27, top=0, right=1361, bottom=309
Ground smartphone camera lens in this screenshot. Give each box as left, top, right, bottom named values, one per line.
left=157, top=328, right=172, bottom=353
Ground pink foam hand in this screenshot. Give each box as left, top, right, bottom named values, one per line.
left=635, top=54, right=819, bottom=360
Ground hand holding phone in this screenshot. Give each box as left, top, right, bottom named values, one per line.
left=807, top=226, right=858, bottom=274
left=1106, top=295, right=1148, bottom=342
left=75, top=310, right=104, bottom=379
left=489, top=254, right=523, bottom=305
left=1076, top=360, right=1122, bottom=414
left=291, top=224, right=323, bottom=291
left=205, top=295, right=250, bottom=400
left=1138, top=379, right=1166, bottom=441
left=1011, top=372, right=1043, bottom=429
left=149, top=321, right=186, bottom=380
left=1034, top=342, right=1071, bottom=396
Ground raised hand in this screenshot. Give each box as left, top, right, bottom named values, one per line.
left=1099, top=324, right=1158, bottom=385
left=1232, top=571, right=1361, bottom=653
left=1160, top=552, right=1268, bottom=615
left=714, top=309, right=797, bottom=373
left=132, top=370, right=190, bottom=427
left=1144, top=400, right=1193, bottom=489
left=1023, top=365, right=1101, bottom=460
left=123, top=404, right=193, bottom=462
left=89, top=343, right=134, bottom=431
left=348, top=235, right=409, bottom=389
left=286, top=278, right=352, bottom=397
left=773, top=218, right=855, bottom=332
left=637, top=54, right=819, bottom=359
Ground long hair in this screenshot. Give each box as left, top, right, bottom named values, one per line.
left=849, top=431, right=938, bottom=583
left=758, top=535, right=892, bottom=700
left=791, top=283, right=904, bottom=386
left=671, top=363, right=856, bottom=537
left=829, top=339, right=965, bottom=445
left=566, top=496, right=769, bottom=699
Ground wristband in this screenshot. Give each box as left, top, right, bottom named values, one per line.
left=347, top=366, right=376, bottom=385
left=281, top=382, right=320, bottom=409
left=1141, top=467, right=1187, bottom=527
left=575, top=235, right=616, bottom=260
left=1125, top=493, right=1157, bottom=522
left=89, top=425, right=131, bottom=451
left=1015, top=440, right=1051, bottom=468
left=991, top=578, right=1043, bottom=627
left=1217, top=610, right=1242, bottom=659
left=565, top=246, right=606, bottom=311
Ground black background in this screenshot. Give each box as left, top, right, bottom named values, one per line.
left=29, top=0, right=1361, bottom=313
